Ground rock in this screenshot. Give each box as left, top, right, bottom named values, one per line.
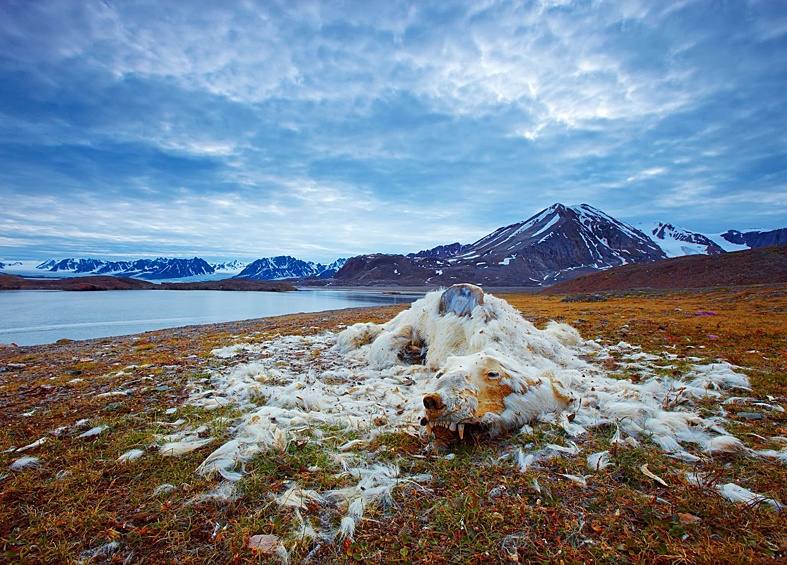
left=736, top=412, right=765, bottom=421
left=248, top=534, right=282, bottom=554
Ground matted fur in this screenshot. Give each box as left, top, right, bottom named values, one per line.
left=337, top=284, right=585, bottom=435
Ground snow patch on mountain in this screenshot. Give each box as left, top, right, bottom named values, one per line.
left=212, top=260, right=248, bottom=275
left=648, top=222, right=725, bottom=257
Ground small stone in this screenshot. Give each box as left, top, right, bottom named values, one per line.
left=678, top=513, right=701, bottom=525
left=736, top=412, right=765, bottom=421
left=248, top=534, right=281, bottom=554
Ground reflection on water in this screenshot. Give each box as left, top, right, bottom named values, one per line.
left=0, top=289, right=422, bottom=346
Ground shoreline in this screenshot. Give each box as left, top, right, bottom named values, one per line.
left=0, top=273, right=296, bottom=292
left=1, top=273, right=548, bottom=295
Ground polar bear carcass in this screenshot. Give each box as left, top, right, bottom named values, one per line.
left=334, top=284, right=584, bottom=441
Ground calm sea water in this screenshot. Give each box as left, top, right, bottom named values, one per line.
left=0, top=289, right=420, bottom=346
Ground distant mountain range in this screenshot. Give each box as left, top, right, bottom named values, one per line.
left=15, top=256, right=346, bottom=281
left=37, top=257, right=215, bottom=280
left=1, top=203, right=784, bottom=287
left=319, top=203, right=786, bottom=287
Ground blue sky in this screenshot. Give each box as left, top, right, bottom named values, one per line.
left=1, top=0, right=786, bottom=263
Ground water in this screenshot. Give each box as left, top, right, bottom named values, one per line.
left=0, top=289, right=420, bottom=346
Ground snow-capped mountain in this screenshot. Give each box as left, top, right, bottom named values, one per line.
left=235, top=256, right=346, bottom=280
left=458, top=203, right=665, bottom=274
left=649, top=222, right=725, bottom=257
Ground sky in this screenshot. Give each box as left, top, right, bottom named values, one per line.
left=1, top=0, right=786, bottom=264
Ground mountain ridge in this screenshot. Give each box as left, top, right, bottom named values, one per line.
left=236, top=256, right=345, bottom=280
left=320, top=203, right=668, bottom=287
left=5, top=255, right=346, bottom=282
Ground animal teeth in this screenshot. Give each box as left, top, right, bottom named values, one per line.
left=426, top=423, right=433, bottom=434
left=449, top=422, right=457, bottom=432
left=458, top=423, right=465, bottom=440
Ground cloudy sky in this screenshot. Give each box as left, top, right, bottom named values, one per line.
left=1, top=0, right=786, bottom=263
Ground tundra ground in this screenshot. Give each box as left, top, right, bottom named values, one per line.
left=1, top=285, right=786, bottom=564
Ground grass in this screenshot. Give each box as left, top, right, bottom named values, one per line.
left=0, top=286, right=786, bottom=563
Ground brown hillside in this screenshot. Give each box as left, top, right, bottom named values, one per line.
left=541, top=245, right=787, bottom=294
left=0, top=274, right=295, bottom=292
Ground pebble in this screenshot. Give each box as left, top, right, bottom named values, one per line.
left=248, top=534, right=282, bottom=554
left=736, top=412, right=765, bottom=421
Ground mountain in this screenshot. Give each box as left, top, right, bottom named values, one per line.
left=458, top=203, right=665, bottom=277
left=324, top=203, right=667, bottom=287
left=36, top=257, right=215, bottom=280
left=721, top=228, right=787, bottom=249
left=235, top=256, right=346, bottom=280
left=649, top=222, right=726, bottom=257
left=541, top=245, right=787, bottom=294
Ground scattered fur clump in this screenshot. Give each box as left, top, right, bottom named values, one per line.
left=181, top=284, right=784, bottom=541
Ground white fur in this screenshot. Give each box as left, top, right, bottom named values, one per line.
left=18, top=437, right=48, bottom=452
left=716, top=483, right=783, bottom=510
left=117, top=448, right=145, bottom=463
left=587, top=451, right=613, bottom=471
left=9, top=456, right=41, bottom=471
left=159, top=437, right=214, bottom=457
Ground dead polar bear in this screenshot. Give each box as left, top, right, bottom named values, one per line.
left=334, top=284, right=586, bottom=440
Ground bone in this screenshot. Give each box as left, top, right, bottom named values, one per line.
left=438, top=283, right=485, bottom=317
